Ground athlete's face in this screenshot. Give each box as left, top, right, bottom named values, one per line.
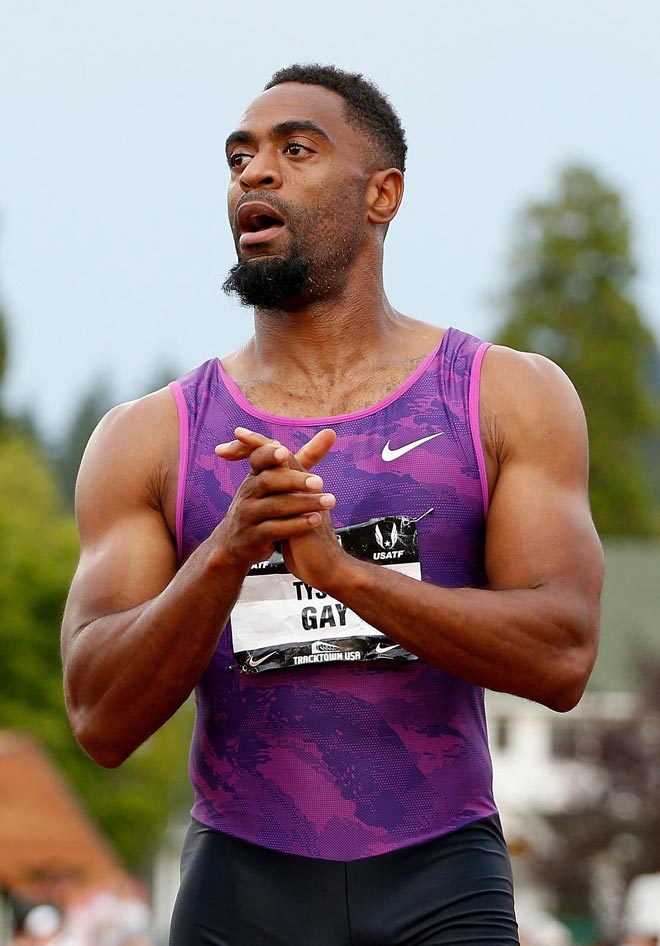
left=223, top=83, right=374, bottom=308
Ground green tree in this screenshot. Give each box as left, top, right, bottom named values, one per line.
left=0, top=433, right=192, bottom=871
left=495, top=165, right=660, bottom=535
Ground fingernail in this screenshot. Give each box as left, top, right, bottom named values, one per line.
left=319, top=494, right=336, bottom=508
left=274, top=446, right=288, bottom=461
left=308, top=513, right=322, bottom=525
left=305, top=475, right=323, bottom=490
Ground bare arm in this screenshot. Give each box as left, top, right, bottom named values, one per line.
left=61, top=391, right=336, bottom=767
left=232, top=347, right=603, bottom=712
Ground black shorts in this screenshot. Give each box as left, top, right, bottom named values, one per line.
left=169, top=814, right=519, bottom=946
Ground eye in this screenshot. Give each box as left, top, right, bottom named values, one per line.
left=283, top=141, right=313, bottom=158
left=228, top=151, right=253, bottom=169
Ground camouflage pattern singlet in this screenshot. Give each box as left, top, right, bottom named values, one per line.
left=169, top=327, right=497, bottom=860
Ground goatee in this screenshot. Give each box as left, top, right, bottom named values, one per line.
left=222, top=253, right=310, bottom=309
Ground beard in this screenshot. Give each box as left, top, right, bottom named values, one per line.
left=222, top=251, right=310, bottom=309
left=222, top=190, right=364, bottom=310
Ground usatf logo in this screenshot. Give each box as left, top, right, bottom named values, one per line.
left=374, top=522, right=404, bottom=560
left=375, top=522, right=398, bottom=549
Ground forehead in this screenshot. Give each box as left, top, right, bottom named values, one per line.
left=235, top=82, right=359, bottom=145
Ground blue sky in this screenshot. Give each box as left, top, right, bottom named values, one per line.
left=1, top=0, right=659, bottom=440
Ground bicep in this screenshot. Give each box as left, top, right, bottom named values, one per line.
left=485, top=459, right=602, bottom=608
left=483, top=349, right=603, bottom=613
left=64, top=510, right=178, bottom=638
left=62, top=395, right=179, bottom=648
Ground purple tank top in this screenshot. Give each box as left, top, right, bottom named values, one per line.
left=169, top=327, right=497, bottom=860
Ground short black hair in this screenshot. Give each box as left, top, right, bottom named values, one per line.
left=265, top=64, right=407, bottom=173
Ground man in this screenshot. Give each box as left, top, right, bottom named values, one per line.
left=62, top=65, right=603, bottom=945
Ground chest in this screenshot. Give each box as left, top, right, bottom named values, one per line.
left=232, top=360, right=426, bottom=418
left=180, top=381, right=486, bottom=580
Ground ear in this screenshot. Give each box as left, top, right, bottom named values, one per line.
left=366, top=168, right=404, bottom=226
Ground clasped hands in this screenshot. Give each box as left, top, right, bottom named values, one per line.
left=214, top=426, right=349, bottom=593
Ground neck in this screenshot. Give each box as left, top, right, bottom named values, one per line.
left=249, top=258, right=406, bottom=378
left=259, top=302, right=400, bottom=380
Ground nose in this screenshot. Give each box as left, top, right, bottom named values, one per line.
left=238, top=147, right=283, bottom=192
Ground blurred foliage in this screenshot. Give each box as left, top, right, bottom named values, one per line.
left=0, top=432, right=192, bottom=872
left=0, top=436, right=79, bottom=736
left=496, top=165, right=660, bottom=535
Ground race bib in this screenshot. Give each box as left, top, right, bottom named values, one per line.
left=231, top=510, right=432, bottom=673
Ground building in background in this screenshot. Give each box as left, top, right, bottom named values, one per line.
left=487, top=540, right=660, bottom=941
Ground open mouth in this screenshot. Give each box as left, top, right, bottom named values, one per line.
left=237, top=201, right=286, bottom=246
left=242, top=212, right=284, bottom=233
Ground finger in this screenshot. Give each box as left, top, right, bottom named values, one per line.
left=257, top=512, right=327, bottom=541
left=217, top=427, right=336, bottom=472
left=215, top=428, right=275, bottom=461
left=234, top=427, right=273, bottom=448
left=295, top=429, right=337, bottom=471
left=214, top=440, right=253, bottom=460
left=249, top=442, right=290, bottom=475
left=253, top=468, right=325, bottom=496
left=257, top=492, right=336, bottom=519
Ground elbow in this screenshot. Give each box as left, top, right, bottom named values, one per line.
left=88, top=745, right=131, bottom=770
left=68, top=705, right=132, bottom=769
left=539, top=599, right=600, bottom=713
left=544, top=686, right=584, bottom=715
left=541, top=640, right=598, bottom=714
left=82, top=736, right=132, bottom=770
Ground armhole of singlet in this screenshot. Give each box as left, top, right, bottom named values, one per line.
left=468, top=342, right=491, bottom=519
left=168, top=380, right=189, bottom=564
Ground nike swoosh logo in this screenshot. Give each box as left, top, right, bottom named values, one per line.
left=247, top=651, right=277, bottom=668
left=381, top=432, right=444, bottom=462
left=374, top=642, right=400, bottom=655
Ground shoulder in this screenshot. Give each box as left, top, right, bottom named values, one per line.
left=84, top=386, right=178, bottom=463
left=482, top=344, right=585, bottom=422
left=482, top=343, right=576, bottom=392
left=480, top=344, right=588, bottom=473
left=77, top=387, right=179, bottom=524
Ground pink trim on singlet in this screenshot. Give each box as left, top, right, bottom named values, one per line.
left=215, top=335, right=447, bottom=426
left=168, top=380, right=189, bottom=563
left=468, top=342, right=491, bottom=518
